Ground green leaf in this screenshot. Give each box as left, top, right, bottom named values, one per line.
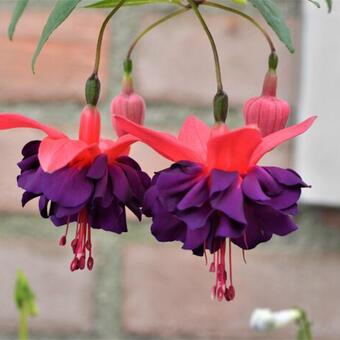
left=249, top=0, right=295, bottom=53
left=86, top=0, right=179, bottom=8
left=325, top=0, right=332, bottom=12
left=32, top=0, right=81, bottom=73
left=307, top=0, right=332, bottom=12
left=8, top=0, right=29, bottom=40
left=307, top=0, right=321, bottom=8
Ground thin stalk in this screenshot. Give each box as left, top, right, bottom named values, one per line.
left=203, top=1, right=276, bottom=52
left=19, top=308, right=28, bottom=340
left=187, top=0, right=223, bottom=91
left=93, top=0, right=127, bottom=74
left=126, top=7, right=190, bottom=59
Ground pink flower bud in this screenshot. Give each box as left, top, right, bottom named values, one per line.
left=243, top=71, right=291, bottom=136
left=111, top=76, right=145, bottom=137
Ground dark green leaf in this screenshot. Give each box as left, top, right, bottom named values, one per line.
left=8, top=0, right=29, bottom=40
left=32, top=0, right=81, bottom=73
left=249, top=0, right=295, bottom=53
left=86, top=0, right=179, bottom=8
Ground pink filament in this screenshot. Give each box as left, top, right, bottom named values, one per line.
left=208, top=239, right=235, bottom=302
left=58, top=209, right=94, bottom=272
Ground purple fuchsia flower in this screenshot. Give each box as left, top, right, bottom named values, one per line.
left=0, top=106, right=150, bottom=271
left=114, top=114, right=315, bottom=301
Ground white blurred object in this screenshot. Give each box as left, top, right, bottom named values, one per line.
left=296, top=3, right=340, bottom=206
left=250, top=308, right=301, bottom=331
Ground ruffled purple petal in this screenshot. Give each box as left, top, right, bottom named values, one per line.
left=41, top=167, right=93, bottom=208
left=151, top=213, right=186, bottom=243
left=177, top=204, right=212, bottom=230
left=215, top=215, right=245, bottom=239
left=177, top=177, right=208, bottom=210
left=18, top=154, right=39, bottom=172
left=17, top=141, right=150, bottom=234
left=22, top=191, right=40, bottom=207
left=264, top=167, right=308, bottom=187
left=87, top=154, right=108, bottom=180
left=210, top=183, right=246, bottom=224
left=21, top=140, right=40, bottom=157
left=210, top=169, right=237, bottom=197
left=242, top=169, right=270, bottom=201
left=182, top=224, right=210, bottom=250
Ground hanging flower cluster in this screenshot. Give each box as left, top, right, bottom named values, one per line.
left=1, top=0, right=327, bottom=303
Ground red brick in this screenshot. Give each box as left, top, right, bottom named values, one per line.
left=0, top=10, right=109, bottom=103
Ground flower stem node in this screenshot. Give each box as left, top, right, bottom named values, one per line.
left=85, top=73, right=101, bottom=106
left=124, top=58, right=133, bottom=74
left=213, top=90, right=229, bottom=123
left=268, top=51, right=278, bottom=71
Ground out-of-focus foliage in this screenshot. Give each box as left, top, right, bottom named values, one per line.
left=249, top=0, right=295, bottom=53
left=31, top=0, right=81, bottom=72
left=8, top=0, right=28, bottom=40
left=87, top=0, right=181, bottom=8
left=15, top=270, right=38, bottom=317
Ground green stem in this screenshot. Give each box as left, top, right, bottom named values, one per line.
left=93, top=0, right=127, bottom=74
left=203, top=1, right=276, bottom=53
left=19, top=308, right=28, bottom=340
left=126, top=7, right=190, bottom=59
left=187, top=0, right=223, bottom=91
left=298, top=310, right=313, bottom=340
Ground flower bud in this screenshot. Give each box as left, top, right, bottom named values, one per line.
left=111, top=75, right=146, bottom=137
left=243, top=54, right=291, bottom=136
left=214, top=90, right=229, bottom=123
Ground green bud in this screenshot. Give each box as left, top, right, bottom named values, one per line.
left=268, top=52, right=279, bottom=71
left=213, top=90, right=229, bottom=123
left=85, top=73, right=101, bottom=106
left=123, top=58, right=133, bottom=74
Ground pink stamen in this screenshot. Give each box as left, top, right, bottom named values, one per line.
left=58, top=218, right=70, bottom=246
left=242, top=249, right=247, bottom=264
left=208, top=239, right=236, bottom=302
left=63, top=209, right=94, bottom=272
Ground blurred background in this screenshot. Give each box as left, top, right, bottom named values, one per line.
left=0, top=0, right=339, bottom=339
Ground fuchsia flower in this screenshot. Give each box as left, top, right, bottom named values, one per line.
left=244, top=55, right=290, bottom=136
left=111, top=68, right=146, bottom=136
left=115, top=114, right=315, bottom=301
left=0, top=106, right=150, bottom=271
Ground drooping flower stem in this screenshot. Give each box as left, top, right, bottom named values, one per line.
left=187, top=0, right=223, bottom=92
left=93, top=0, right=127, bottom=75
left=203, top=1, right=276, bottom=53
left=126, top=7, right=190, bottom=60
